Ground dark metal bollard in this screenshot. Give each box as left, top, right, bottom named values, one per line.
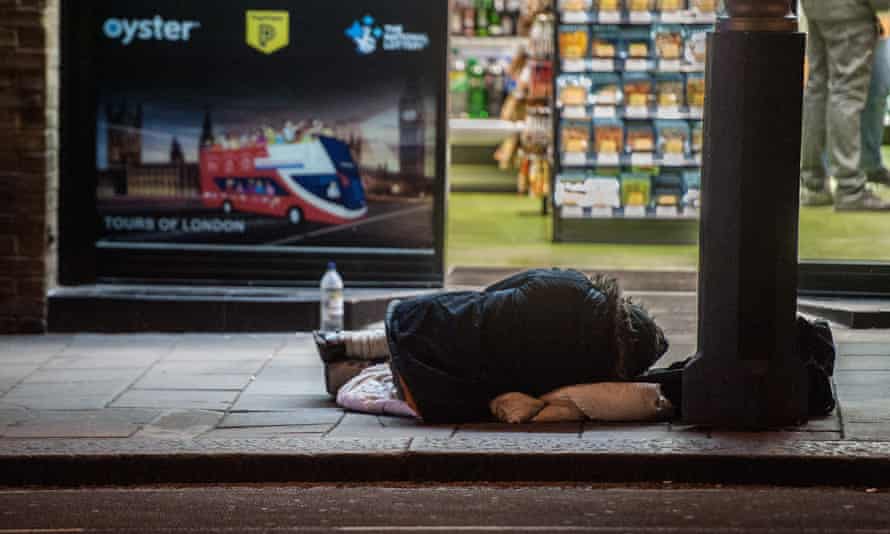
left=682, top=0, right=810, bottom=428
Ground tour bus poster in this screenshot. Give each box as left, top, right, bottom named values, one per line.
left=88, top=0, right=443, bottom=251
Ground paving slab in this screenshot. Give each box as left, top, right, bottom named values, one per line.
left=199, top=425, right=332, bottom=439
left=219, top=410, right=343, bottom=428
left=836, top=342, right=890, bottom=356
left=840, top=400, right=890, bottom=423
left=149, top=359, right=270, bottom=375
left=42, top=355, right=160, bottom=370
left=133, top=372, right=254, bottom=391
left=231, top=394, right=335, bottom=412
left=582, top=423, right=674, bottom=440
left=0, top=335, right=72, bottom=360
left=167, top=334, right=287, bottom=360
left=4, top=419, right=139, bottom=439
left=0, top=408, right=159, bottom=439
left=1, top=381, right=132, bottom=410
left=134, top=410, right=225, bottom=440
left=844, top=423, right=890, bottom=441
left=0, top=364, right=38, bottom=393
left=456, top=422, right=582, bottom=439
left=0, top=405, right=33, bottom=426
left=111, top=390, right=238, bottom=411
left=22, top=367, right=145, bottom=384
left=837, top=355, right=890, bottom=371
left=327, top=413, right=454, bottom=439
left=242, top=374, right=327, bottom=396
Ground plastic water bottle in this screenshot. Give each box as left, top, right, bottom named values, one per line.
left=320, top=262, right=344, bottom=332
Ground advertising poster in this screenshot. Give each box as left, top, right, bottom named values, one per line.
left=86, top=0, right=444, bottom=256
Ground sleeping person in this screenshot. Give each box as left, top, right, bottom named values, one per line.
left=314, top=269, right=677, bottom=424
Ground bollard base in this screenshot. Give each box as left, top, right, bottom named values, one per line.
left=682, top=30, right=809, bottom=429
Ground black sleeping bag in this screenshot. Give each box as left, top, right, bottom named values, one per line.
left=385, top=269, right=667, bottom=423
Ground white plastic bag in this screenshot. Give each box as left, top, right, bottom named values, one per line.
left=336, top=363, right=418, bottom=418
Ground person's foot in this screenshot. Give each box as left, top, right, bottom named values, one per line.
left=834, top=190, right=890, bottom=211
left=867, top=167, right=890, bottom=187
left=800, top=186, right=833, bottom=206
left=313, top=331, right=346, bottom=363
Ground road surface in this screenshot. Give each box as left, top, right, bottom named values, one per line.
left=1, top=485, right=889, bottom=533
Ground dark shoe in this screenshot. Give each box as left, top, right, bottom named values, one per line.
left=867, top=167, right=890, bottom=187
left=834, top=191, right=890, bottom=211
left=313, top=331, right=346, bottom=363
left=800, top=187, right=833, bottom=207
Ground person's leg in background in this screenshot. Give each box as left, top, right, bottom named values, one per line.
left=861, top=35, right=890, bottom=186
left=800, top=19, right=833, bottom=206
left=823, top=18, right=889, bottom=210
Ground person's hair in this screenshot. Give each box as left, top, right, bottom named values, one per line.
left=622, top=300, right=669, bottom=379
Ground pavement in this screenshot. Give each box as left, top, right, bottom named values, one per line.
left=1, top=291, right=890, bottom=487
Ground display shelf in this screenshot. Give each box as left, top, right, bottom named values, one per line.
left=560, top=153, right=701, bottom=168
left=450, top=35, right=529, bottom=51
left=555, top=216, right=698, bottom=244
left=449, top=118, right=526, bottom=146
left=551, top=7, right=712, bottom=244
left=559, top=10, right=716, bottom=25
left=559, top=105, right=703, bottom=120
left=561, top=58, right=705, bottom=73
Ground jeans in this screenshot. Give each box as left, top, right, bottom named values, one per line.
left=801, top=18, right=877, bottom=199
left=862, top=38, right=890, bottom=174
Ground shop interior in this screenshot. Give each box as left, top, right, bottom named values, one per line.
left=446, top=0, right=890, bottom=272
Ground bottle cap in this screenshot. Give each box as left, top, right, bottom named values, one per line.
left=327, top=261, right=336, bottom=271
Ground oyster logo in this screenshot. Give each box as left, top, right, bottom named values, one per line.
left=102, top=16, right=201, bottom=45
left=345, top=15, right=430, bottom=55
left=246, top=10, right=289, bottom=54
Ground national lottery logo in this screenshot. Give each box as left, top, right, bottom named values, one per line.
left=345, top=15, right=430, bottom=55
left=344, top=15, right=381, bottom=55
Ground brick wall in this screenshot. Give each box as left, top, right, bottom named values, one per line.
left=0, top=0, right=59, bottom=334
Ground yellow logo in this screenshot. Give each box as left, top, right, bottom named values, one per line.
left=246, top=10, right=289, bottom=54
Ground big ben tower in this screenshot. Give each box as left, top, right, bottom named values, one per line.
left=399, top=79, right=425, bottom=181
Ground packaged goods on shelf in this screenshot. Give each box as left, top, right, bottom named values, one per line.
left=625, top=121, right=655, bottom=154
left=652, top=171, right=684, bottom=207
left=555, top=172, right=595, bottom=207
left=691, top=121, right=702, bottom=153
left=596, top=0, right=622, bottom=12
left=620, top=172, right=652, bottom=209
left=685, top=26, right=708, bottom=67
left=686, top=73, right=705, bottom=109
left=654, top=119, right=689, bottom=159
left=562, top=119, right=591, bottom=153
left=557, top=74, right=592, bottom=106
left=655, top=72, right=685, bottom=109
left=591, top=25, right=621, bottom=59
left=622, top=27, right=652, bottom=62
left=590, top=175, right=622, bottom=209
left=590, top=73, right=622, bottom=105
left=559, top=25, right=590, bottom=58
left=654, top=24, right=684, bottom=63
left=623, top=72, right=653, bottom=110
left=451, top=0, right=524, bottom=37
left=683, top=169, right=701, bottom=209
left=559, top=0, right=593, bottom=11
left=626, top=0, right=656, bottom=14
left=690, top=0, right=716, bottom=17
left=656, top=0, right=685, bottom=14
left=593, top=118, right=624, bottom=155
